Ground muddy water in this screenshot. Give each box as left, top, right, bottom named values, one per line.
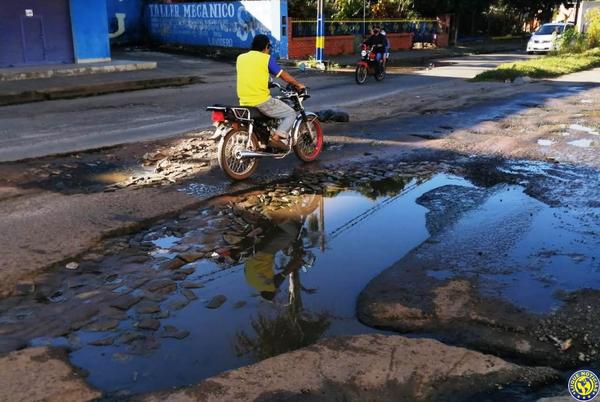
left=69, top=175, right=469, bottom=394
left=0, top=164, right=440, bottom=394
left=424, top=182, right=600, bottom=313
left=1, top=159, right=599, bottom=397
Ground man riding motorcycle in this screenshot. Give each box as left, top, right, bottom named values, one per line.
left=363, top=25, right=388, bottom=70
left=236, top=34, right=306, bottom=150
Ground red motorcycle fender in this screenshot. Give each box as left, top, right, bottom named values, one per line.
left=356, top=61, right=368, bottom=68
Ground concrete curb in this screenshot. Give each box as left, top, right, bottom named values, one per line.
left=0, top=61, right=157, bottom=82
left=0, top=76, right=202, bottom=106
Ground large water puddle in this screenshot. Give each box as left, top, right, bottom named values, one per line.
left=1, top=160, right=599, bottom=396
left=70, top=174, right=461, bottom=394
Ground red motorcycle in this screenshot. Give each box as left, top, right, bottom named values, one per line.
left=355, top=44, right=386, bottom=85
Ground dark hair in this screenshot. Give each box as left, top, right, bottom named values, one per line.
left=252, top=34, right=270, bottom=51
left=372, top=25, right=381, bottom=30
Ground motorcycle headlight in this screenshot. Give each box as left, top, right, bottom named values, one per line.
left=361, top=50, right=367, bottom=57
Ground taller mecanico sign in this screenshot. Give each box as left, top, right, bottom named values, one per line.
left=147, top=1, right=288, bottom=58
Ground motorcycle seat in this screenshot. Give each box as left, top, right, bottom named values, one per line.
left=245, top=107, right=268, bottom=119
left=214, top=105, right=269, bottom=120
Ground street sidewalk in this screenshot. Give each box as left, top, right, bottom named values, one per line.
left=0, top=49, right=210, bottom=106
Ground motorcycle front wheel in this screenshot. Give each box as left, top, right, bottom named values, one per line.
left=293, top=116, right=323, bottom=162
left=375, top=65, right=386, bottom=81
left=355, top=64, right=368, bottom=85
left=217, top=128, right=259, bottom=180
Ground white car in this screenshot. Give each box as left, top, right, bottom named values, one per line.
left=526, top=23, right=573, bottom=53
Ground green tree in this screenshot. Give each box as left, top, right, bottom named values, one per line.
left=587, top=7, right=600, bottom=48
left=330, top=0, right=365, bottom=19
left=370, top=0, right=419, bottom=18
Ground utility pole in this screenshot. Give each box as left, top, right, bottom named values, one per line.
left=573, top=0, right=581, bottom=28
left=363, top=0, right=366, bottom=38
left=316, top=0, right=325, bottom=64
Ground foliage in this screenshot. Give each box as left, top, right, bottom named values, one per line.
left=289, top=0, right=319, bottom=19
left=370, top=0, right=419, bottom=18
left=496, top=0, right=562, bottom=24
left=472, top=48, right=600, bottom=81
left=586, top=8, right=600, bottom=48
left=235, top=311, right=330, bottom=360
left=330, top=0, right=367, bottom=19
left=554, top=27, right=588, bottom=54
left=551, top=8, right=600, bottom=54
left=289, top=0, right=564, bottom=37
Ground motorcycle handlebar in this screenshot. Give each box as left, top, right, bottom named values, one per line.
left=269, top=80, right=309, bottom=96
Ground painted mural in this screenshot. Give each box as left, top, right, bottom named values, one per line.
left=147, top=1, right=287, bottom=58
left=107, top=0, right=145, bottom=45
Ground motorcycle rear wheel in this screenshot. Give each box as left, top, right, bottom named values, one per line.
left=293, top=116, right=323, bottom=162
left=217, top=128, right=259, bottom=180
left=355, top=65, right=368, bottom=85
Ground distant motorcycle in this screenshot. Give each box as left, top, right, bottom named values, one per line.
left=355, top=44, right=385, bottom=85
left=207, top=82, right=323, bottom=181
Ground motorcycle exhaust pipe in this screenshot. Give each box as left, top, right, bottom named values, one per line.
left=237, top=150, right=284, bottom=158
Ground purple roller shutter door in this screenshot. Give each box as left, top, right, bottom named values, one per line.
left=0, top=0, right=74, bottom=67
left=21, top=16, right=46, bottom=63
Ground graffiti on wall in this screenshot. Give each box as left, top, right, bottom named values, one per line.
left=147, top=2, right=283, bottom=56
left=107, top=0, right=145, bottom=45
left=109, top=13, right=126, bottom=39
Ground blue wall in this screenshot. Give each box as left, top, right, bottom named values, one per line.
left=147, top=1, right=288, bottom=58
left=70, top=0, right=111, bottom=62
left=107, top=0, right=145, bottom=45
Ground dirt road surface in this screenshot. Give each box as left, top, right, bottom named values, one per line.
left=1, top=53, right=599, bottom=400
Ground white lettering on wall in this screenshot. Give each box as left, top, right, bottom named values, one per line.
left=152, top=3, right=235, bottom=19
left=148, top=2, right=273, bottom=50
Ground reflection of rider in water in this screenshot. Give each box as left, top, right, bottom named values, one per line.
left=244, top=251, right=285, bottom=300
left=244, top=219, right=316, bottom=302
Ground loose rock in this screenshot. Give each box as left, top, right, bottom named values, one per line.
left=161, top=325, right=190, bottom=340
left=86, top=319, right=120, bottom=332
left=136, top=302, right=161, bottom=315
left=181, top=289, right=198, bottom=301
left=65, top=262, right=79, bottom=270
left=110, top=294, right=142, bottom=310
left=89, top=336, right=115, bottom=347
left=206, top=295, right=227, bottom=309
left=166, top=258, right=186, bottom=270
left=136, top=319, right=161, bottom=331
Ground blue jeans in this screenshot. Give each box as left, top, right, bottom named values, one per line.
left=256, top=97, right=296, bottom=138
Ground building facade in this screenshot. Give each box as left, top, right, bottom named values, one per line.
left=146, top=1, right=289, bottom=59
left=0, top=0, right=111, bottom=68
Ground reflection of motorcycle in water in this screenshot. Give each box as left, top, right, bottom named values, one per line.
left=236, top=195, right=329, bottom=360
left=244, top=194, right=321, bottom=308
